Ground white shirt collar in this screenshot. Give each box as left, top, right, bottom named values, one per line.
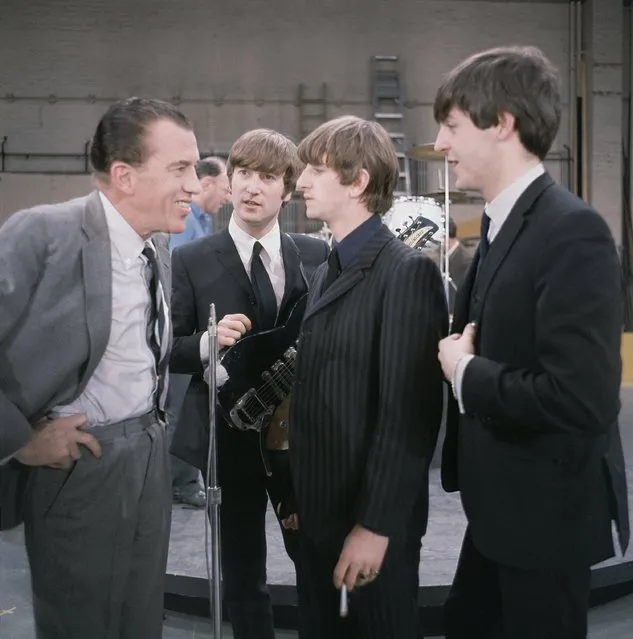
left=485, top=163, right=545, bottom=238
left=228, top=215, right=281, bottom=265
left=99, top=191, right=146, bottom=267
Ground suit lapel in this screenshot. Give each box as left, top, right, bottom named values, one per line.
left=473, top=173, right=554, bottom=318
left=79, top=191, right=113, bottom=393
left=278, top=233, right=308, bottom=324
left=214, top=229, right=255, bottom=299
left=303, top=225, right=394, bottom=322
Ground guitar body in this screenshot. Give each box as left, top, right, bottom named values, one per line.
left=217, top=294, right=307, bottom=432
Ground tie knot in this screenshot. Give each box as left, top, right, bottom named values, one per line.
left=480, top=211, right=491, bottom=239
left=252, top=241, right=263, bottom=258
left=142, top=243, right=155, bottom=260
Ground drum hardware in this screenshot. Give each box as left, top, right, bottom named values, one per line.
left=422, top=189, right=477, bottom=204
left=405, top=142, right=447, bottom=162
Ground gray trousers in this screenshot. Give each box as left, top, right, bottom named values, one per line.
left=22, top=412, right=171, bottom=639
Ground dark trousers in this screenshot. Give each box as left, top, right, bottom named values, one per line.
left=217, top=431, right=299, bottom=639
left=167, top=373, right=203, bottom=495
left=444, top=528, right=591, bottom=639
left=22, top=413, right=171, bottom=639
left=296, top=531, right=423, bottom=639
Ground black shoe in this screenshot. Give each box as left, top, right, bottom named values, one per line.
left=173, top=487, right=206, bottom=508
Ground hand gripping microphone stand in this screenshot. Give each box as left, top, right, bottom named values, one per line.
left=204, top=303, right=222, bottom=638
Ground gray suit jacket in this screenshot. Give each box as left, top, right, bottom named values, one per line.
left=0, top=190, right=171, bottom=528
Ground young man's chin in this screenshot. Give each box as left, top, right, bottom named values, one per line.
left=305, top=208, right=323, bottom=221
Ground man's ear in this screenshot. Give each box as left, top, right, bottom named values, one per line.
left=198, top=176, right=212, bottom=191
left=109, top=161, right=136, bottom=195
left=349, top=168, right=370, bottom=199
left=496, top=111, right=517, bottom=141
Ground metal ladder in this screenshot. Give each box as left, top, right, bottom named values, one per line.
left=371, top=55, right=411, bottom=196
left=297, top=83, right=328, bottom=141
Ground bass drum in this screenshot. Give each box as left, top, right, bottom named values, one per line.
left=383, top=196, right=445, bottom=241
left=383, top=196, right=445, bottom=258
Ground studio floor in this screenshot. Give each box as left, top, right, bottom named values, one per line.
left=2, top=387, right=633, bottom=637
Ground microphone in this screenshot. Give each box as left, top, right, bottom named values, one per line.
left=205, top=303, right=223, bottom=638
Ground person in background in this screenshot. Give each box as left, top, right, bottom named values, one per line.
left=169, top=156, right=230, bottom=250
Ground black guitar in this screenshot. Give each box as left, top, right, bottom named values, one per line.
left=217, top=294, right=306, bottom=432
left=217, top=214, right=439, bottom=433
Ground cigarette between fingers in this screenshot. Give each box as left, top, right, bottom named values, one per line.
left=339, top=585, right=348, bottom=617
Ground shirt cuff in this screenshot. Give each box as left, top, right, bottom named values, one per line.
left=199, top=332, right=209, bottom=364
left=452, top=354, right=475, bottom=414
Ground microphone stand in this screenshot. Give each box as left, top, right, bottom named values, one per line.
left=204, top=303, right=222, bottom=638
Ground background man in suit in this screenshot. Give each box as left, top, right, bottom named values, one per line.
left=168, top=156, right=231, bottom=508
left=169, top=156, right=230, bottom=250
left=435, top=46, right=628, bottom=639
left=169, top=129, right=328, bottom=639
left=290, top=115, right=447, bottom=639
left=0, top=97, right=200, bottom=638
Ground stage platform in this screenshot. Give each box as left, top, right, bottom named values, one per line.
left=1, top=394, right=631, bottom=637
left=165, top=391, right=633, bottom=634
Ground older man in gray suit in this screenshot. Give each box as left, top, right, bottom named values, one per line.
left=0, top=97, right=201, bottom=638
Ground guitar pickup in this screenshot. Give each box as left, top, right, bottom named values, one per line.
left=262, top=370, right=285, bottom=400
left=230, top=388, right=273, bottom=432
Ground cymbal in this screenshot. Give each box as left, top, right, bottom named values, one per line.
left=423, top=189, right=474, bottom=204
left=406, top=143, right=446, bottom=161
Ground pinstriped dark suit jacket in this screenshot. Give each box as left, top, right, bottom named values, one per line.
left=289, top=223, right=448, bottom=544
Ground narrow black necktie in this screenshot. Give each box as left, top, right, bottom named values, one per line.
left=142, top=244, right=168, bottom=412
left=479, top=211, right=491, bottom=263
left=250, top=241, right=278, bottom=329
left=322, top=246, right=341, bottom=293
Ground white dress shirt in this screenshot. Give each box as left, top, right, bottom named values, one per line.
left=50, top=192, right=161, bottom=426
left=199, top=216, right=286, bottom=364
left=453, top=163, right=545, bottom=413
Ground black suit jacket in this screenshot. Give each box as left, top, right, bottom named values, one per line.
left=169, top=228, right=328, bottom=472
left=442, top=173, right=629, bottom=571
left=290, top=224, right=448, bottom=545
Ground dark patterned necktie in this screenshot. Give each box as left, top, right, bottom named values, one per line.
left=322, top=246, right=341, bottom=293
left=250, top=241, right=278, bottom=329
left=142, top=243, right=168, bottom=412
left=479, top=211, right=491, bottom=263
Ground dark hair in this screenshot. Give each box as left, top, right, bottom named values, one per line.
left=227, top=129, right=302, bottom=196
left=433, top=46, right=561, bottom=160
left=226, top=129, right=303, bottom=195
left=90, top=97, right=193, bottom=176
left=196, top=156, right=225, bottom=179
left=448, top=217, right=457, bottom=239
left=297, top=115, right=399, bottom=216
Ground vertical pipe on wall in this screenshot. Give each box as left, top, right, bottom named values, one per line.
left=622, top=0, right=633, bottom=329
left=578, top=0, right=589, bottom=202
left=570, top=1, right=578, bottom=195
